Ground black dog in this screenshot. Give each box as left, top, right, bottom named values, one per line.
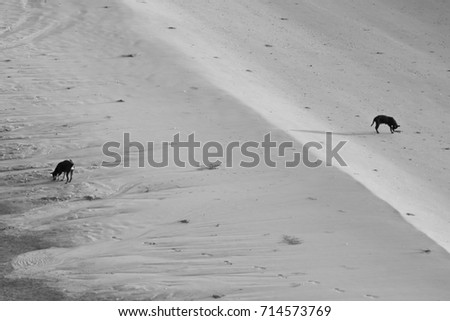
left=52, top=160, right=74, bottom=183
left=371, top=115, right=400, bottom=134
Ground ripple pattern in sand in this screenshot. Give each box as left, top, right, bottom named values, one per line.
left=11, top=247, right=66, bottom=273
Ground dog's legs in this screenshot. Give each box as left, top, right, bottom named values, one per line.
left=68, top=170, right=73, bottom=183
left=375, top=123, right=380, bottom=134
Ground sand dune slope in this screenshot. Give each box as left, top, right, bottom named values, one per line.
left=123, top=0, right=450, bottom=251
left=1, top=0, right=450, bottom=300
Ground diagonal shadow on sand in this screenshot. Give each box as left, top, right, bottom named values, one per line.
left=290, top=129, right=389, bottom=136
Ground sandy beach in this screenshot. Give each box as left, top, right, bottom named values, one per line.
left=1, top=0, right=450, bottom=300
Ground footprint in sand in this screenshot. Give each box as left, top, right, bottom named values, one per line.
left=334, top=288, right=345, bottom=293
left=253, top=265, right=267, bottom=270
left=201, top=253, right=213, bottom=257
left=119, top=54, right=136, bottom=58
left=292, top=272, right=307, bottom=276
left=365, top=294, right=379, bottom=299
left=307, top=280, right=320, bottom=285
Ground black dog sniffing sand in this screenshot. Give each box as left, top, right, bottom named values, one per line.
left=52, top=159, right=74, bottom=183
left=371, top=115, right=400, bottom=134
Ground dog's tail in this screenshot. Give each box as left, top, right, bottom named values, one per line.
left=370, top=119, right=375, bottom=127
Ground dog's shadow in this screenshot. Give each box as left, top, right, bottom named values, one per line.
left=291, top=129, right=395, bottom=136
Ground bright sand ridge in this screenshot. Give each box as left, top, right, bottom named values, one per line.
left=1, top=0, right=450, bottom=300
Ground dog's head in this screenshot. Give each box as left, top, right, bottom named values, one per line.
left=51, top=170, right=57, bottom=180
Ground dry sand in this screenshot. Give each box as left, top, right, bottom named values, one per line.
left=1, top=0, right=450, bottom=300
